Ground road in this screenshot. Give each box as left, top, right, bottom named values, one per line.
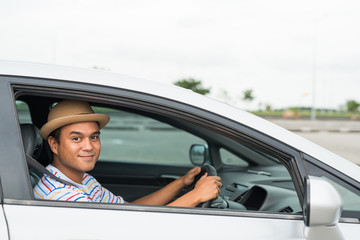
left=296, top=131, right=360, bottom=165
left=268, top=119, right=360, bottom=165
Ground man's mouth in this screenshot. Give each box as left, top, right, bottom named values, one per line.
left=79, top=154, right=95, bottom=161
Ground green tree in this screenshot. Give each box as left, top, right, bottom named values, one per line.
left=243, top=89, right=255, bottom=102
left=265, top=104, right=272, bottom=112
left=346, top=100, right=359, bottom=113
left=174, top=78, right=210, bottom=95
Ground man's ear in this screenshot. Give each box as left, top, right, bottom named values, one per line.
left=48, top=136, right=58, bottom=155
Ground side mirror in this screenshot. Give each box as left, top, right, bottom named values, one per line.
left=189, top=144, right=208, bottom=166
left=303, top=176, right=344, bottom=240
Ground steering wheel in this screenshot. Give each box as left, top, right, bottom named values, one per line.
left=188, top=164, right=218, bottom=208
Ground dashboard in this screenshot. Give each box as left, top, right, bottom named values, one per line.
left=215, top=165, right=302, bottom=213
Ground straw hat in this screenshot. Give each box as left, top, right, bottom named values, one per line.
left=39, top=100, right=110, bottom=139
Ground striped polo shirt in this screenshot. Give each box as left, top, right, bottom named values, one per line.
left=33, top=165, right=124, bottom=203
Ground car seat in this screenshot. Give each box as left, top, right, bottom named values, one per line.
left=20, top=123, right=44, bottom=187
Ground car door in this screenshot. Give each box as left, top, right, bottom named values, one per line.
left=1, top=73, right=356, bottom=239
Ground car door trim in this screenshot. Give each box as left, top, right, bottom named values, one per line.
left=3, top=198, right=304, bottom=220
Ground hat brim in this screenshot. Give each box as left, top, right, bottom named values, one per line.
left=40, top=113, right=110, bottom=139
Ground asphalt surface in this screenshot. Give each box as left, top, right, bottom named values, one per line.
left=269, top=119, right=360, bottom=133
left=268, top=119, right=360, bottom=165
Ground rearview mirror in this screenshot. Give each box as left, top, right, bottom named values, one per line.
left=189, top=144, right=207, bottom=166
left=303, top=176, right=344, bottom=240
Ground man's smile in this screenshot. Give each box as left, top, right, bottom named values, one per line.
left=79, top=154, right=95, bottom=159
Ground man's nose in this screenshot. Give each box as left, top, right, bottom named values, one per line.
left=82, top=138, right=94, bottom=150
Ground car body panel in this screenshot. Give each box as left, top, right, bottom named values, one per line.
left=4, top=202, right=359, bottom=240
left=0, top=207, right=9, bottom=240
left=1, top=61, right=359, bottom=183
left=3, top=203, right=306, bottom=240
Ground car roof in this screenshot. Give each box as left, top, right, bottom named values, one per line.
left=1, top=60, right=360, bottom=182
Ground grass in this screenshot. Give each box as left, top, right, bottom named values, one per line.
left=250, top=110, right=358, bottom=119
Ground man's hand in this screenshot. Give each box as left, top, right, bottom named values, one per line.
left=165, top=167, right=222, bottom=207
left=180, top=167, right=201, bottom=187
left=192, top=173, right=222, bottom=203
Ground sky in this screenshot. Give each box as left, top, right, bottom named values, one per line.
left=1, top=0, right=360, bottom=110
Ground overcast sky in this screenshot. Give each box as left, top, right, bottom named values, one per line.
left=1, top=0, right=360, bottom=110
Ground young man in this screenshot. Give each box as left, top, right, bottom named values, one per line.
left=34, top=100, right=222, bottom=207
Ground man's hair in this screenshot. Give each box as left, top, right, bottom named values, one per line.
left=49, top=127, right=62, bottom=144
left=48, top=127, right=62, bottom=163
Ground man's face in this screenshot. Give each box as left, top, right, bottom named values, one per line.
left=49, top=121, right=101, bottom=178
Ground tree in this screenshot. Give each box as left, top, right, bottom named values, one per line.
left=265, top=104, right=272, bottom=112
left=243, top=89, right=255, bottom=102
left=174, top=78, right=210, bottom=95
left=346, top=100, right=359, bottom=120
left=346, top=100, right=359, bottom=113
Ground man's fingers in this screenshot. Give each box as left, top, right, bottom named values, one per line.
left=190, top=167, right=201, bottom=176
left=207, top=176, right=222, bottom=187
left=200, top=172, right=208, bottom=179
left=216, top=178, right=222, bottom=187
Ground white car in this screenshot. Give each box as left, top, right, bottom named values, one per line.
left=0, top=61, right=359, bottom=239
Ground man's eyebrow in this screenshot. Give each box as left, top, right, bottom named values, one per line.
left=69, top=131, right=82, bottom=136
left=68, top=131, right=100, bottom=135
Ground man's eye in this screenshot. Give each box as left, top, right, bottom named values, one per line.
left=91, top=135, right=99, bottom=140
left=73, top=137, right=81, bottom=141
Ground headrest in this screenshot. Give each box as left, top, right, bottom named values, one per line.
left=21, top=123, right=43, bottom=159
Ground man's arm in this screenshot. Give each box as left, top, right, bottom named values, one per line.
left=131, top=167, right=222, bottom=207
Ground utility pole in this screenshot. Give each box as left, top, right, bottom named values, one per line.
left=311, top=19, right=318, bottom=121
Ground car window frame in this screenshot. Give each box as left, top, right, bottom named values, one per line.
left=0, top=77, right=34, bottom=201
left=3, top=76, right=307, bottom=220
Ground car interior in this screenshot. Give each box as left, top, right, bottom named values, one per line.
left=16, top=93, right=303, bottom=214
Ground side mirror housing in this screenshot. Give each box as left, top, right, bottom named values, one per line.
left=189, top=144, right=208, bottom=166
left=303, top=176, right=344, bottom=240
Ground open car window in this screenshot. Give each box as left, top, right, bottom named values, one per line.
left=15, top=90, right=302, bottom=215
left=81, top=101, right=302, bottom=213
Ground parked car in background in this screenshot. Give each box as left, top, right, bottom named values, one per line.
left=0, top=61, right=359, bottom=239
